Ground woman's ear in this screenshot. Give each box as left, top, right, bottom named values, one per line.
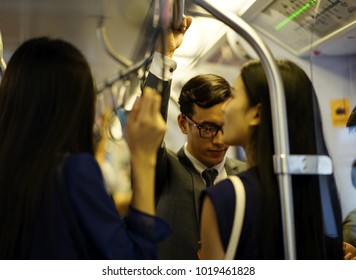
left=178, top=114, right=188, bottom=134
left=249, top=103, right=261, bottom=126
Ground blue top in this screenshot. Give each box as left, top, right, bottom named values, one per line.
left=29, top=153, right=170, bottom=259
left=203, top=167, right=343, bottom=259
left=202, top=168, right=266, bottom=259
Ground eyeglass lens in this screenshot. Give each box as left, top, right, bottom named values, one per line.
left=185, top=115, right=222, bottom=139
left=200, top=126, right=219, bottom=138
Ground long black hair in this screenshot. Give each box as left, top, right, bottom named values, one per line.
left=240, top=59, right=343, bottom=259
left=0, top=37, right=96, bottom=258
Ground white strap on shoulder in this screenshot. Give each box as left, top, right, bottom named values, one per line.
left=224, top=175, right=246, bottom=260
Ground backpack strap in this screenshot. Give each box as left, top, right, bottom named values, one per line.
left=224, top=175, right=246, bottom=260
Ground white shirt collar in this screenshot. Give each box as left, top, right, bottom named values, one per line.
left=183, top=143, right=227, bottom=184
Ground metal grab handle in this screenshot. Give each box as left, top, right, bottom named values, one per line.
left=192, top=0, right=296, bottom=259
left=0, top=30, right=6, bottom=77
left=97, top=17, right=133, bottom=68
left=172, top=0, right=185, bottom=30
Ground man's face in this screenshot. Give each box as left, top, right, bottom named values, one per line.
left=178, top=101, right=229, bottom=167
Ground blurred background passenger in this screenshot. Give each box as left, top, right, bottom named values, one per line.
left=343, top=105, right=356, bottom=257
left=347, top=105, right=356, bottom=133
left=0, top=37, right=169, bottom=259
left=343, top=209, right=356, bottom=248
left=200, top=59, right=343, bottom=259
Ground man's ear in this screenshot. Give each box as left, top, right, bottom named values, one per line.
left=249, top=103, right=261, bottom=126
left=178, top=114, right=188, bottom=134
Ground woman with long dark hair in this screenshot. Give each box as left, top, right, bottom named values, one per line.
left=0, top=37, right=169, bottom=259
left=200, top=59, right=343, bottom=259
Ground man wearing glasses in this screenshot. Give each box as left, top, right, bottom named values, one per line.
left=145, top=17, right=246, bottom=259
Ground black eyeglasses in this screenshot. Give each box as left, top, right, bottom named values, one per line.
left=183, top=114, right=223, bottom=139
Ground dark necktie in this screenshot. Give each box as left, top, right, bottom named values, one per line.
left=202, top=168, right=218, bottom=188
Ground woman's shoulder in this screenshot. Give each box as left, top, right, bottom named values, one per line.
left=204, top=168, right=259, bottom=206
left=65, top=152, right=96, bottom=164
left=236, top=168, right=259, bottom=188
left=65, top=152, right=99, bottom=169
left=204, top=177, right=235, bottom=206
left=63, top=152, right=103, bottom=182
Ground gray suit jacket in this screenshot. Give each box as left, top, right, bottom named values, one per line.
left=343, top=209, right=356, bottom=247
left=155, top=146, right=246, bottom=260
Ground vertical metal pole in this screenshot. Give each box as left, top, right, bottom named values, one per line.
left=192, top=0, right=296, bottom=259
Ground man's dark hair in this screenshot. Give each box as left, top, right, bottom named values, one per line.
left=178, top=73, right=231, bottom=116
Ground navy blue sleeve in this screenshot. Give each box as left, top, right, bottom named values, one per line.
left=64, top=153, right=170, bottom=259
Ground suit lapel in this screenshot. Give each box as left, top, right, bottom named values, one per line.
left=177, top=148, right=205, bottom=227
